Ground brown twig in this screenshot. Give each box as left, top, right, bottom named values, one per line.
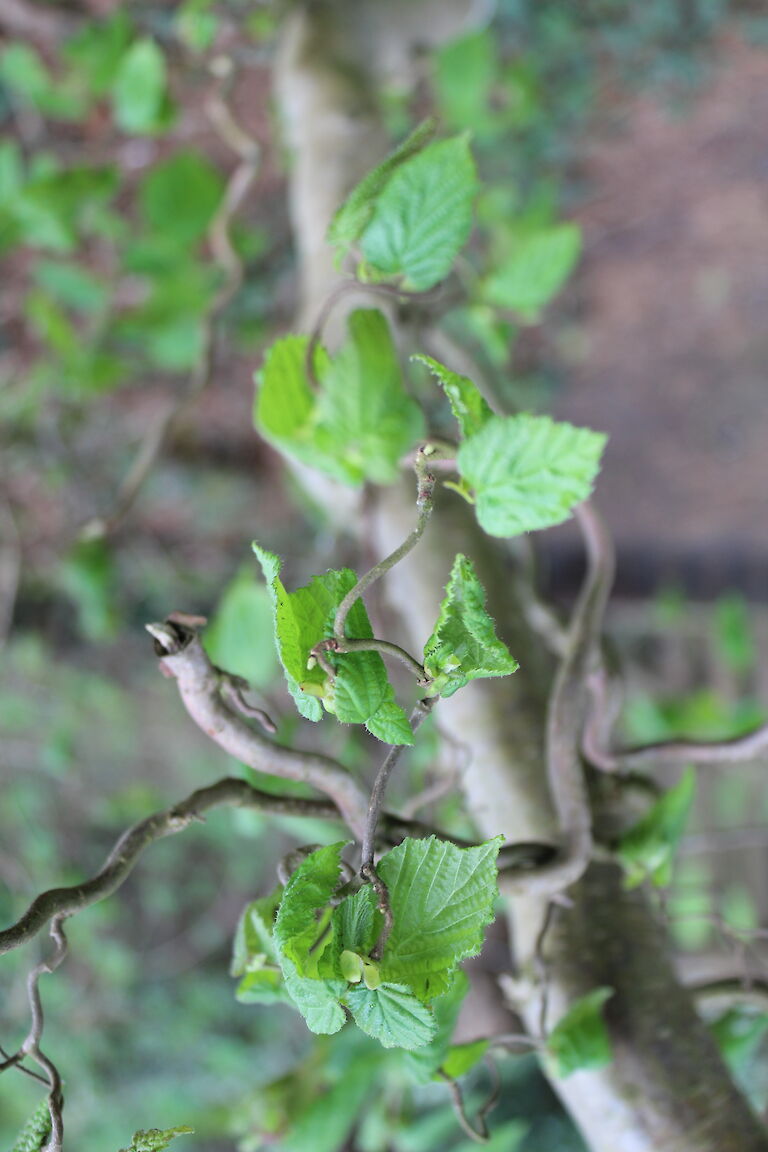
left=587, top=720, right=768, bottom=774
left=0, top=779, right=338, bottom=957
left=146, top=618, right=371, bottom=837
left=512, top=502, right=615, bottom=897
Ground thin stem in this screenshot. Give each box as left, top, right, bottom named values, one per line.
left=313, top=636, right=429, bottom=685
left=361, top=697, right=436, bottom=871
left=333, top=448, right=436, bottom=643
left=0, top=779, right=338, bottom=956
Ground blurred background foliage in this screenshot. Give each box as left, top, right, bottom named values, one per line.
left=2, top=1, right=768, bottom=1149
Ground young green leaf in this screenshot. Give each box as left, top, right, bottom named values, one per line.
left=412, top=354, right=492, bottom=438
left=231, top=887, right=282, bottom=977
left=377, top=836, right=503, bottom=999
left=546, top=987, right=614, bottom=1078
left=235, top=966, right=288, bottom=1005
left=10, top=1100, right=51, bottom=1152
left=360, top=136, right=477, bottom=291
left=254, top=312, right=423, bottom=486
left=112, top=39, right=168, bottom=134
left=423, top=554, right=518, bottom=698
left=328, top=118, right=437, bottom=257
left=138, top=151, right=223, bottom=248
left=315, top=310, right=425, bottom=485
left=282, top=957, right=347, bottom=1035
left=274, top=843, right=347, bottom=977
left=334, top=883, right=379, bottom=957
left=204, top=568, right=278, bottom=690
left=117, top=1128, right=193, bottom=1152
left=405, top=970, right=470, bottom=1083
left=442, top=1038, right=490, bottom=1080
left=347, top=982, right=437, bottom=1049
left=618, top=767, right=696, bottom=889
left=457, top=413, right=606, bottom=537
left=483, top=223, right=582, bottom=321
left=252, top=545, right=412, bottom=742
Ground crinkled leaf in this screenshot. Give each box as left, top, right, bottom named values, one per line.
left=274, top=843, right=346, bottom=977
left=377, top=836, right=503, bottom=999
left=457, top=413, right=606, bottom=537
left=405, top=971, right=470, bottom=1083
left=282, top=957, right=347, bottom=1035
left=360, top=136, right=477, bottom=291
left=413, top=354, right=492, bottom=438
left=483, top=223, right=582, bottom=321
left=117, top=1128, right=193, bottom=1152
left=347, top=982, right=436, bottom=1049
left=546, top=987, right=614, bottom=1078
left=328, top=119, right=437, bottom=256
left=112, top=39, right=168, bottom=134
left=10, top=1100, right=51, bottom=1152
left=423, top=554, right=517, bottom=698
left=255, top=312, right=423, bottom=486
left=618, top=767, right=696, bottom=889
left=252, top=545, right=411, bottom=742
left=334, top=883, right=379, bottom=957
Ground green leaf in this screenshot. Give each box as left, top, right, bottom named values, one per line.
left=282, top=957, right=347, bottom=1035
left=483, top=223, right=582, bottom=321
left=231, top=887, right=282, bottom=976
left=117, top=1128, right=194, bottom=1152
left=457, top=413, right=606, bottom=537
left=413, top=354, right=493, bottom=438
left=315, top=310, right=425, bottom=485
left=10, top=1100, right=51, bottom=1152
left=138, top=151, right=223, bottom=248
left=377, top=836, right=503, bottom=999
left=64, top=12, right=134, bottom=96
left=360, top=136, right=477, bottom=291
left=112, top=39, right=168, bottom=134
left=442, top=1038, right=490, bottom=1080
left=435, top=31, right=497, bottom=137
left=204, top=568, right=278, bottom=689
left=252, top=545, right=412, bottom=741
left=254, top=314, right=423, bottom=487
left=32, top=260, right=107, bottom=313
left=235, top=966, right=288, bottom=1005
left=251, top=544, right=325, bottom=720
left=274, top=843, right=347, bottom=977
left=618, top=768, right=696, bottom=889
left=423, top=554, right=517, bottom=698
left=405, top=970, right=470, bottom=1082
left=334, top=884, right=379, bottom=957
left=546, top=987, right=614, bottom=1078
left=711, top=1008, right=768, bottom=1076
left=347, top=982, right=436, bottom=1049
left=328, top=118, right=437, bottom=257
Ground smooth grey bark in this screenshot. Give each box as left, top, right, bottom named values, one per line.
left=274, top=3, right=768, bottom=1149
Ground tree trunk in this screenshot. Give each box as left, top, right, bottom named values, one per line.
left=274, top=4, right=768, bottom=1149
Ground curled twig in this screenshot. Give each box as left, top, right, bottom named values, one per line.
left=438, top=1052, right=501, bottom=1145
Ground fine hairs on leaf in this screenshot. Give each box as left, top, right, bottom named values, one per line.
left=117, top=1127, right=194, bottom=1152
left=423, top=553, right=518, bottom=698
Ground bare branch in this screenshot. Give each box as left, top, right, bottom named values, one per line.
left=512, top=502, right=615, bottom=896
left=0, top=778, right=337, bottom=957
left=588, top=722, right=768, bottom=774
left=147, top=618, right=370, bottom=836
